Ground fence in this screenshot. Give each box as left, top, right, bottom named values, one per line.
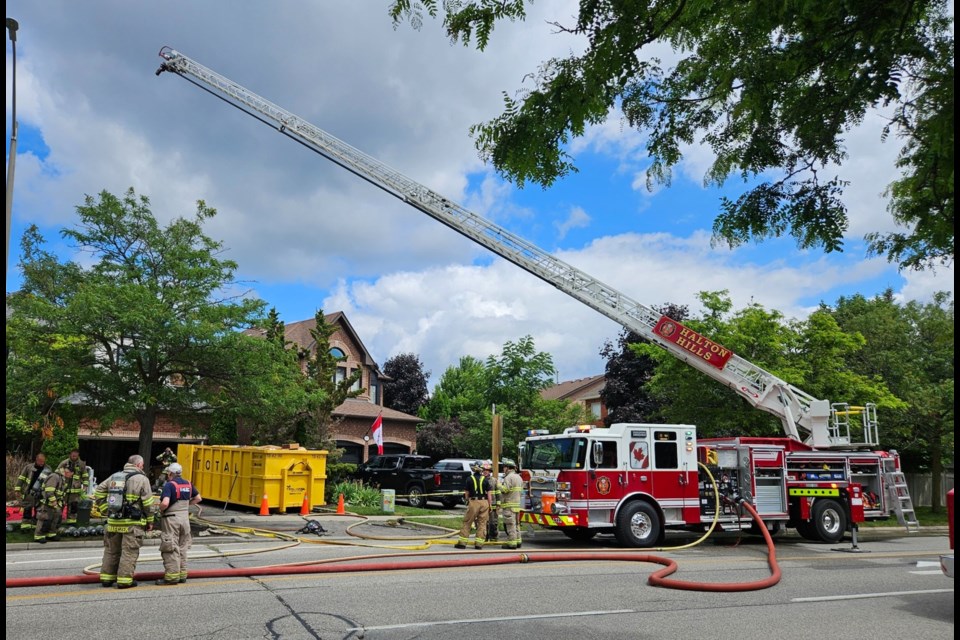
left=904, top=472, right=955, bottom=507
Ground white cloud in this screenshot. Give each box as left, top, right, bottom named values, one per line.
left=6, top=0, right=952, bottom=397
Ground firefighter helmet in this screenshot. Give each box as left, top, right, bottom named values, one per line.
left=501, top=458, right=516, bottom=469
left=167, top=462, right=183, bottom=474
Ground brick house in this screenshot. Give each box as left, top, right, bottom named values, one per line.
left=76, top=311, right=421, bottom=477
left=245, top=312, right=422, bottom=464
left=540, top=374, right=607, bottom=426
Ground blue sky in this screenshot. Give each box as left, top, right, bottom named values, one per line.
left=5, top=1, right=953, bottom=391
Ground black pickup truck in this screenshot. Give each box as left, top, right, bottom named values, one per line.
left=354, top=454, right=470, bottom=509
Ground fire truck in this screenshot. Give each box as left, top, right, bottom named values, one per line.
left=154, top=48, right=919, bottom=546
left=518, top=423, right=915, bottom=545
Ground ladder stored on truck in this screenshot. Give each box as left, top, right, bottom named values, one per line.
left=882, top=458, right=920, bottom=533
left=154, top=47, right=882, bottom=452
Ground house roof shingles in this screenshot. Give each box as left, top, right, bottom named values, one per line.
left=541, top=374, right=605, bottom=401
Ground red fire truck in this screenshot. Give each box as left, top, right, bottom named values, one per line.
left=519, top=422, right=914, bottom=545
left=154, top=49, right=919, bottom=547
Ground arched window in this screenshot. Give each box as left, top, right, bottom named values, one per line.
left=329, top=347, right=346, bottom=359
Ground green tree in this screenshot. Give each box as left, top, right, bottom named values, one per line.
left=600, top=303, right=689, bottom=425
left=415, top=417, right=467, bottom=460
left=635, top=291, right=902, bottom=439
left=295, top=310, right=363, bottom=452
left=382, top=353, right=430, bottom=415
left=421, top=355, right=491, bottom=455
left=421, top=338, right=587, bottom=458
left=391, top=1, right=954, bottom=270
left=421, top=355, right=490, bottom=423
left=828, top=291, right=953, bottom=509
left=217, top=308, right=309, bottom=446
left=6, top=188, right=267, bottom=463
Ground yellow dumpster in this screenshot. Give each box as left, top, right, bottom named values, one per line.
left=178, top=444, right=327, bottom=513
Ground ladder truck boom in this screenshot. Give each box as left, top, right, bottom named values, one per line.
left=155, top=47, right=877, bottom=450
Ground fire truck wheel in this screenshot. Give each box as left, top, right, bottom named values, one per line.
left=561, top=527, right=599, bottom=543
left=406, top=485, right=428, bottom=509
left=614, top=501, right=663, bottom=548
left=811, top=499, right=847, bottom=543
left=794, top=520, right=820, bottom=541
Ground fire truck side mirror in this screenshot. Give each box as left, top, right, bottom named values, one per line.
left=592, top=442, right=603, bottom=467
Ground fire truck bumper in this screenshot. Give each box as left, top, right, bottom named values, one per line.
left=520, top=512, right=578, bottom=527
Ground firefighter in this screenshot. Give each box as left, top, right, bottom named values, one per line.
left=486, top=458, right=501, bottom=541
left=455, top=461, right=494, bottom=549
left=14, top=453, right=51, bottom=531
left=154, top=463, right=202, bottom=585
left=34, top=465, right=73, bottom=543
left=156, top=447, right=177, bottom=466
left=93, top=455, right=157, bottom=589
left=56, top=449, right=89, bottom=524
left=499, top=458, right=523, bottom=549
left=154, top=447, right=178, bottom=490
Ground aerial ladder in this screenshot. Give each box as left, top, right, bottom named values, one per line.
left=155, top=47, right=880, bottom=451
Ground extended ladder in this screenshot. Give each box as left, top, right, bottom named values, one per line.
left=882, top=459, right=920, bottom=533
left=153, top=47, right=884, bottom=450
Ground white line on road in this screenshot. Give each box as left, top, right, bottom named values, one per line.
left=351, top=609, right=635, bottom=632
left=793, top=588, right=953, bottom=602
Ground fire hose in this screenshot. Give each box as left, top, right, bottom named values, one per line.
left=7, top=465, right=781, bottom=592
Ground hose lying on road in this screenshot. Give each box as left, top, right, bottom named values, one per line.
left=8, top=465, right=780, bottom=592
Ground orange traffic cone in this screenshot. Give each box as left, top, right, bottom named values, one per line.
left=300, top=494, right=310, bottom=516
left=336, top=493, right=345, bottom=515
left=258, top=493, right=270, bottom=516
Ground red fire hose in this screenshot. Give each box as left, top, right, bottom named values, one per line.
left=6, top=500, right=780, bottom=592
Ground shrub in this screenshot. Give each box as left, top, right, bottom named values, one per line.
left=327, top=480, right=382, bottom=508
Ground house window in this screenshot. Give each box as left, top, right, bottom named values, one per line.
left=350, top=369, right=362, bottom=392
left=329, top=347, right=346, bottom=359
left=589, top=400, right=602, bottom=418
left=369, top=374, right=379, bottom=404
left=335, top=366, right=346, bottom=383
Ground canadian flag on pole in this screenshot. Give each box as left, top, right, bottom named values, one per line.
left=371, top=412, right=384, bottom=455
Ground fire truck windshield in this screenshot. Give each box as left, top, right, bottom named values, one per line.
left=522, top=437, right=588, bottom=470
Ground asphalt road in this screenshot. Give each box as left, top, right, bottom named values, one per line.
left=5, top=511, right=954, bottom=640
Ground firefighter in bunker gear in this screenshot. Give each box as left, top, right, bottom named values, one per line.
left=93, top=455, right=157, bottom=589
left=34, top=466, right=73, bottom=543
left=154, top=447, right=178, bottom=490
left=499, top=458, right=523, bottom=549
left=486, top=458, right=502, bottom=541
left=56, top=449, right=90, bottom=524
left=154, top=462, right=202, bottom=585
left=14, top=454, right=51, bottom=530
left=156, top=447, right=177, bottom=466
left=456, top=461, right=494, bottom=549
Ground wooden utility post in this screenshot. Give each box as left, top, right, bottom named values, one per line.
left=491, top=412, right=502, bottom=478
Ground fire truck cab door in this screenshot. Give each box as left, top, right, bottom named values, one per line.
left=649, top=428, right=694, bottom=509
left=587, top=439, right=625, bottom=514
left=625, top=429, right=654, bottom=496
